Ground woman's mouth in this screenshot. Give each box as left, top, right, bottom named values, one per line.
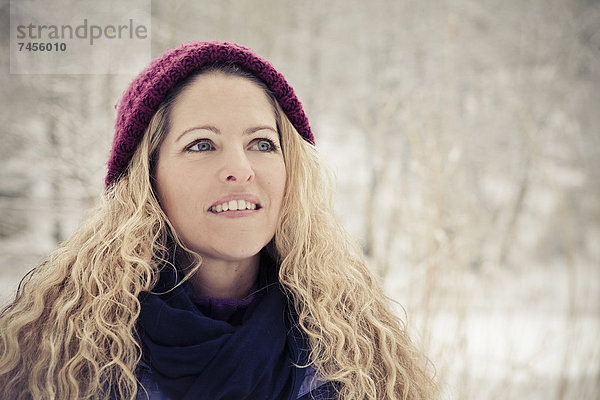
left=210, top=199, right=260, bottom=213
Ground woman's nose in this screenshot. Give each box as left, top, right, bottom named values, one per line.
left=219, top=149, right=255, bottom=183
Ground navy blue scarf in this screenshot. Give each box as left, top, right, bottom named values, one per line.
left=137, top=255, right=308, bottom=399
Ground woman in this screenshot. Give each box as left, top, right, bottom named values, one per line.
left=0, top=41, right=437, bottom=399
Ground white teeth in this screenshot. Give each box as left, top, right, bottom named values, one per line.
left=211, top=200, right=258, bottom=213
left=228, top=200, right=237, bottom=211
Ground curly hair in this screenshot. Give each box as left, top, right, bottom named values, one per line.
left=0, top=67, right=438, bottom=399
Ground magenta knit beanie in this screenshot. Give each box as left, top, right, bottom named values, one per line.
left=105, top=40, right=313, bottom=187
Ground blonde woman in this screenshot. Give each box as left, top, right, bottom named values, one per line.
left=0, top=41, right=438, bottom=399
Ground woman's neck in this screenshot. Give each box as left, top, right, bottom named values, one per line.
left=186, top=253, right=260, bottom=300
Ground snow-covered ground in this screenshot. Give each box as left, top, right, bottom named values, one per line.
left=425, top=309, right=599, bottom=399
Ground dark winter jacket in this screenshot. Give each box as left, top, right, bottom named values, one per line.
left=135, top=360, right=338, bottom=400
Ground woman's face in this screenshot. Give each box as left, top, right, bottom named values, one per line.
left=154, top=73, right=286, bottom=264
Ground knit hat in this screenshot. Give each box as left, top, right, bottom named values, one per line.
left=105, top=40, right=313, bottom=188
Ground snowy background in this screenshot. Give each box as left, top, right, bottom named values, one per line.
left=1, top=1, right=599, bottom=399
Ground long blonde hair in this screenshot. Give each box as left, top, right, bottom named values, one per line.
left=0, top=68, right=437, bottom=399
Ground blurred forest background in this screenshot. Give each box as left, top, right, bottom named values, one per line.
left=1, top=0, right=599, bottom=398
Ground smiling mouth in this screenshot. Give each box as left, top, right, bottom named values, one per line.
left=210, top=199, right=261, bottom=213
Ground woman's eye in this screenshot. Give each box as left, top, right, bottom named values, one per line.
left=251, top=139, right=278, bottom=152
left=187, top=140, right=213, bottom=152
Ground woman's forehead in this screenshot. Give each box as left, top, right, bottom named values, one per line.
left=167, top=73, right=277, bottom=138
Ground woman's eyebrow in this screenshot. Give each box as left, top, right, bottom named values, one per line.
left=243, top=126, right=278, bottom=136
left=176, top=125, right=277, bottom=142
left=176, top=125, right=220, bottom=142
